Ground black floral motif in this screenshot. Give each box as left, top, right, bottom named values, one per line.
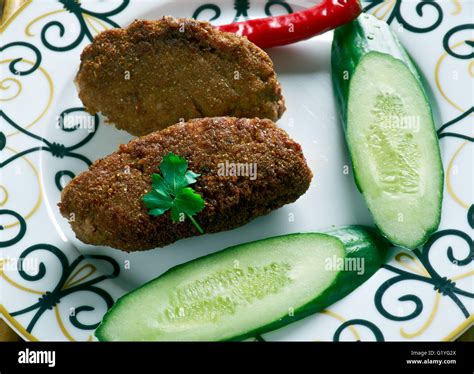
left=333, top=319, right=385, bottom=341
left=443, top=24, right=474, bottom=60
left=0, top=108, right=99, bottom=191
left=264, top=1, right=293, bottom=16
left=437, top=107, right=474, bottom=142
left=36, top=0, right=129, bottom=51
left=192, top=3, right=222, bottom=22
left=231, top=0, right=250, bottom=21
left=0, top=210, right=27, bottom=248
left=363, top=0, right=443, bottom=33
left=253, top=319, right=385, bottom=341
left=193, top=0, right=292, bottom=22
left=0, top=42, right=42, bottom=76
left=10, top=244, right=120, bottom=333
left=1, top=17, right=122, bottom=339
left=375, top=206, right=474, bottom=322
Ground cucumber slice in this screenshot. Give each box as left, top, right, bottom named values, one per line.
left=331, top=14, right=443, bottom=249
left=96, top=226, right=387, bottom=341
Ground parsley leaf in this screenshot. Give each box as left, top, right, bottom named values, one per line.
left=143, top=152, right=205, bottom=234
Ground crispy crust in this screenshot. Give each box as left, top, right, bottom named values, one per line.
left=59, top=117, right=312, bottom=251
left=76, top=17, right=286, bottom=136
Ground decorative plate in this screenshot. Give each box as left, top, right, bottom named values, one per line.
left=1, top=0, right=472, bottom=341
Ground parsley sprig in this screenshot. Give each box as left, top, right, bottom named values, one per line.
left=143, top=152, right=205, bottom=234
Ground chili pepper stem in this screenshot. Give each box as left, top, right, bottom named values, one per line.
left=187, top=214, right=204, bottom=234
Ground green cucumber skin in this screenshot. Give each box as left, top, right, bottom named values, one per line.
left=95, top=226, right=388, bottom=342
left=331, top=14, right=422, bottom=125
left=331, top=14, right=443, bottom=248
left=229, top=226, right=388, bottom=342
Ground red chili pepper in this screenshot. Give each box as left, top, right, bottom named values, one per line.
left=216, top=0, right=361, bottom=49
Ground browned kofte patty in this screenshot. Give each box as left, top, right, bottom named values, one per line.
left=59, top=117, right=312, bottom=252
left=76, top=16, right=286, bottom=136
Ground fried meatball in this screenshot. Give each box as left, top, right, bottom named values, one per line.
left=76, top=17, right=286, bottom=136
left=59, top=117, right=312, bottom=251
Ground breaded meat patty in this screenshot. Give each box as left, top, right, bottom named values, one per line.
left=59, top=117, right=312, bottom=251
left=76, top=17, right=286, bottom=136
